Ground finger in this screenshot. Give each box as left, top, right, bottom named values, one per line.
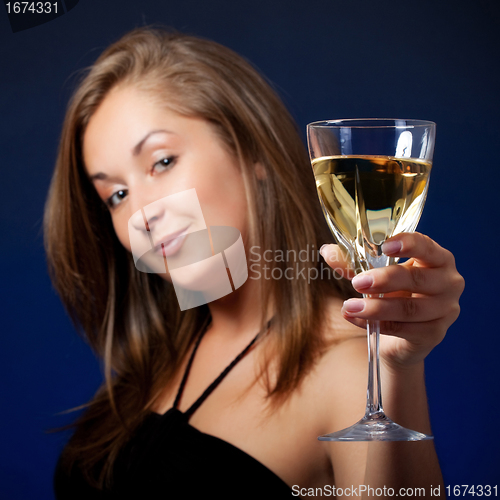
left=381, top=232, right=455, bottom=269
left=320, top=244, right=356, bottom=280
left=341, top=296, right=458, bottom=323
left=351, top=264, right=451, bottom=296
left=342, top=316, right=450, bottom=346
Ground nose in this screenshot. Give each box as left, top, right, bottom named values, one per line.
left=129, top=207, right=149, bottom=234
left=129, top=195, right=167, bottom=234
left=143, top=197, right=168, bottom=235
left=127, top=191, right=169, bottom=263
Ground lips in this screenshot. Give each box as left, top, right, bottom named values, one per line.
left=154, top=226, right=190, bottom=258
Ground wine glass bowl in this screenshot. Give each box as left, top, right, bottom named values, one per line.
left=307, top=119, right=436, bottom=441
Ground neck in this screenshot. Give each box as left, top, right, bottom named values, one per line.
left=206, top=270, right=273, bottom=340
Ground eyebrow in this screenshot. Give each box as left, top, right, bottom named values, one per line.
left=132, top=129, right=173, bottom=156
left=89, top=129, right=174, bottom=182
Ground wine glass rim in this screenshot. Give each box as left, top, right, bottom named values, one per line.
left=307, top=118, right=436, bottom=129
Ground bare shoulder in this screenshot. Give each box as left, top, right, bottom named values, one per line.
left=320, top=294, right=364, bottom=344
left=305, top=295, right=368, bottom=434
left=270, top=295, right=371, bottom=484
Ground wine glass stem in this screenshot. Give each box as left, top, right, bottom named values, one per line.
left=363, top=254, right=390, bottom=419
left=365, top=316, right=384, bottom=418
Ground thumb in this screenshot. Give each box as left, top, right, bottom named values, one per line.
left=320, top=244, right=355, bottom=280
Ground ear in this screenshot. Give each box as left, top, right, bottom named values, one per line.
left=254, top=162, right=267, bottom=180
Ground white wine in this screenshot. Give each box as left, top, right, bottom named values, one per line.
left=313, top=155, right=431, bottom=267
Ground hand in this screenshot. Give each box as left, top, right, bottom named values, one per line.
left=320, top=233, right=464, bottom=369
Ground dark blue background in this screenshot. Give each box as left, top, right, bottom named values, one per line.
left=1, top=0, right=499, bottom=498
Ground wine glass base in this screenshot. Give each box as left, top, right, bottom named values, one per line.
left=318, top=414, right=434, bottom=442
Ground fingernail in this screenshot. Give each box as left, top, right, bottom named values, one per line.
left=342, top=299, right=365, bottom=315
left=320, top=244, right=332, bottom=261
left=351, top=274, right=373, bottom=290
left=382, top=240, right=402, bottom=255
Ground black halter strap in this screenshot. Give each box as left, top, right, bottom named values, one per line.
left=173, top=319, right=272, bottom=420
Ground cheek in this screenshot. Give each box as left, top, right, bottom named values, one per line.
left=199, top=169, right=248, bottom=228
left=223, top=178, right=248, bottom=232
left=113, top=217, right=133, bottom=253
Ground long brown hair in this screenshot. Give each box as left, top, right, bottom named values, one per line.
left=45, top=27, right=353, bottom=489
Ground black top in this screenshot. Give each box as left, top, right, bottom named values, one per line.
left=54, top=321, right=294, bottom=499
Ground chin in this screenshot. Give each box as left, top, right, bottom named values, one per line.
left=168, top=255, right=235, bottom=310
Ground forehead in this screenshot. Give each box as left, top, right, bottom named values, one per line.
left=82, top=85, right=214, bottom=173
left=83, top=86, right=165, bottom=160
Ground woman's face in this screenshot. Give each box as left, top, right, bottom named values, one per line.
left=83, top=85, right=249, bottom=287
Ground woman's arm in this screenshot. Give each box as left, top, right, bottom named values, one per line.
left=320, top=232, right=464, bottom=498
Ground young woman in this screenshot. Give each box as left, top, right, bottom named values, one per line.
left=47, top=28, right=464, bottom=499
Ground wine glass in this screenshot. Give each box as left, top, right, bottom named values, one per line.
left=307, top=118, right=436, bottom=441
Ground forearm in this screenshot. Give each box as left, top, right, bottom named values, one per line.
left=362, top=361, right=445, bottom=498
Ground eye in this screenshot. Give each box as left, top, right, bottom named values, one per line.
left=106, top=189, right=128, bottom=209
left=152, top=156, right=177, bottom=174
